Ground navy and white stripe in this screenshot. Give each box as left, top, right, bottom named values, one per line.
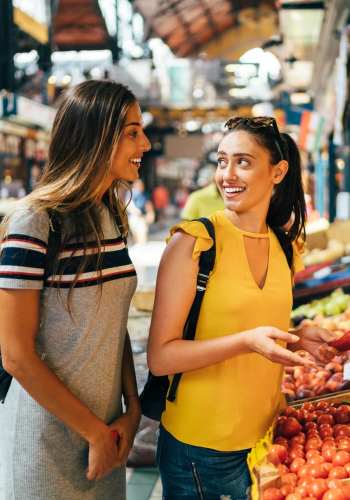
left=0, top=234, right=136, bottom=288
left=0, top=234, right=47, bottom=281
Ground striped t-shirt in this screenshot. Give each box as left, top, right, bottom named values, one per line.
left=0, top=203, right=137, bottom=499
left=0, top=206, right=136, bottom=289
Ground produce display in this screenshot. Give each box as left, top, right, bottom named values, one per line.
left=282, top=352, right=349, bottom=401
left=282, top=290, right=350, bottom=402
left=291, top=290, right=350, bottom=323
left=262, top=401, right=350, bottom=499
left=303, top=240, right=345, bottom=267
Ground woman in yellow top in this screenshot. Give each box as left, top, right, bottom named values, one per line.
left=148, top=117, right=337, bottom=499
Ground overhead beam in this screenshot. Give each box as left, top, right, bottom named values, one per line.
left=200, top=8, right=278, bottom=59
left=13, top=6, right=49, bottom=45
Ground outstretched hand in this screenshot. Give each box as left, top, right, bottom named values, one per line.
left=246, top=327, right=316, bottom=367
left=289, top=324, right=340, bottom=363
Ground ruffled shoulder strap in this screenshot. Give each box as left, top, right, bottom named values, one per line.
left=167, top=220, right=214, bottom=260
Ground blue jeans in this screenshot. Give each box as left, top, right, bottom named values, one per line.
left=157, top=426, right=252, bottom=500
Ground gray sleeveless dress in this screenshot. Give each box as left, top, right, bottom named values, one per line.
left=0, top=205, right=137, bottom=499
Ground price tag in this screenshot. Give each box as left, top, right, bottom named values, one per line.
left=343, top=360, right=350, bottom=381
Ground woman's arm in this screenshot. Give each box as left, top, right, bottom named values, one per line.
left=121, top=332, right=141, bottom=414
left=0, top=288, right=118, bottom=480
left=109, top=332, right=141, bottom=464
left=148, top=232, right=312, bottom=376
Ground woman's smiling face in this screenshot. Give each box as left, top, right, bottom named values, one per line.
left=215, top=130, right=287, bottom=216
left=109, top=102, right=151, bottom=183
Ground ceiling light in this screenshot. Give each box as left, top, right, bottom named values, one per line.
left=290, top=92, right=311, bottom=105
left=228, top=88, right=249, bottom=98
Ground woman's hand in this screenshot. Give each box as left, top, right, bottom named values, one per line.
left=86, top=425, right=119, bottom=481
left=289, top=323, right=339, bottom=363
left=245, top=327, right=315, bottom=367
left=109, top=407, right=141, bottom=466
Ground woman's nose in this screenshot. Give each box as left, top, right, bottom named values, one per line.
left=142, top=132, right=151, bottom=152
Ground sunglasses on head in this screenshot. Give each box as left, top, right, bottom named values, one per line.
left=225, top=116, right=285, bottom=162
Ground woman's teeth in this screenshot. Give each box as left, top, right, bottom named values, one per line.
left=224, top=187, right=245, bottom=194
left=130, top=158, right=141, bottom=166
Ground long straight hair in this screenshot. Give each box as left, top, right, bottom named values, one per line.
left=1, top=80, right=136, bottom=302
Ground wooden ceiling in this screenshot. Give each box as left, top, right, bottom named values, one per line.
left=52, top=0, right=110, bottom=51
left=134, top=0, right=278, bottom=58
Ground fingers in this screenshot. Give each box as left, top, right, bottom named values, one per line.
left=270, top=344, right=315, bottom=367
left=269, top=329, right=300, bottom=344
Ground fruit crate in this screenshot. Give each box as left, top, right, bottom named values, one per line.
left=248, top=393, right=350, bottom=499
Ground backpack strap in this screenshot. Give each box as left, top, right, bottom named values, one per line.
left=44, top=210, right=62, bottom=282
left=167, top=217, right=216, bottom=402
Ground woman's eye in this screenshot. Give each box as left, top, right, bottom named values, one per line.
left=129, top=130, right=138, bottom=138
left=217, top=158, right=227, bottom=168
left=237, top=158, right=249, bottom=167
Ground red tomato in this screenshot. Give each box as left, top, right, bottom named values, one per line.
left=278, top=464, right=290, bottom=476
left=280, top=484, right=294, bottom=497
left=306, top=438, right=323, bottom=451
left=298, top=465, right=312, bottom=478
left=275, top=436, right=289, bottom=448
left=329, top=466, right=348, bottom=479
left=335, top=426, right=350, bottom=438
left=308, top=455, right=325, bottom=465
left=322, top=446, right=337, bottom=463
left=344, top=462, right=350, bottom=476
left=305, top=422, right=318, bottom=432
left=335, top=405, right=350, bottom=425
left=285, top=494, right=302, bottom=500
left=267, top=444, right=288, bottom=466
left=318, top=414, right=335, bottom=426
left=262, top=487, right=284, bottom=500
left=281, top=417, right=303, bottom=438
left=289, top=449, right=305, bottom=461
left=283, top=406, right=300, bottom=418
left=322, top=489, right=346, bottom=500
left=333, top=451, right=350, bottom=467
left=327, top=478, right=344, bottom=489
left=322, top=462, right=333, bottom=474
left=295, top=484, right=309, bottom=497
left=281, top=473, right=298, bottom=486
left=291, top=433, right=306, bottom=446
left=337, top=438, right=350, bottom=452
left=309, top=464, right=328, bottom=479
left=307, top=478, right=328, bottom=499
left=290, top=457, right=306, bottom=473
left=316, top=401, right=330, bottom=410
left=302, top=402, right=315, bottom=412
left=307, top=450, right=322, bottom=461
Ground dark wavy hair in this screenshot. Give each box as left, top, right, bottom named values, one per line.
left=225, top=117, right=306, bottom=268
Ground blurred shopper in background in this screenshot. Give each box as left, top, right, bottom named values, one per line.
left=181, top=164, right=224, bottom=219
left=0, top=80, right=150, bottom=500
left=148, top=116, right=337, bottom=499
left=152, top=182, right=170, bottom=228
left=128, top=179, right=155, bottom=244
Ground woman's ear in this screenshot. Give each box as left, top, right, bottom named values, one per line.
left=273, top=160, right=289, bottom=185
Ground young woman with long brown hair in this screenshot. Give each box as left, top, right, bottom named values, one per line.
left=0, top=80, right=150, bottom=499
left=148, top=117, right=338, bottom=499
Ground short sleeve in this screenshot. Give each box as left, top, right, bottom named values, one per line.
left=167, top=220, right=214, bottom=260
left=0, top=207, right=49, bottom=290
left=292, top=239, right=305, bottom=274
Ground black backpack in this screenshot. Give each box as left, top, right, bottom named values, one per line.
left=140, top=217, right=216, bottom=421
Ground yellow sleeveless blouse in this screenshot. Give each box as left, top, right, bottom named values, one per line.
left=161, top=210, right=304, bottom=451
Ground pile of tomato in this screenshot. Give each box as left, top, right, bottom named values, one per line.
left=262, top=401, right=350, bottom=499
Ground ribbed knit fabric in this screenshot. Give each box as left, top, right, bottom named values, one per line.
left=0, top=205, right=136, bottom=499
